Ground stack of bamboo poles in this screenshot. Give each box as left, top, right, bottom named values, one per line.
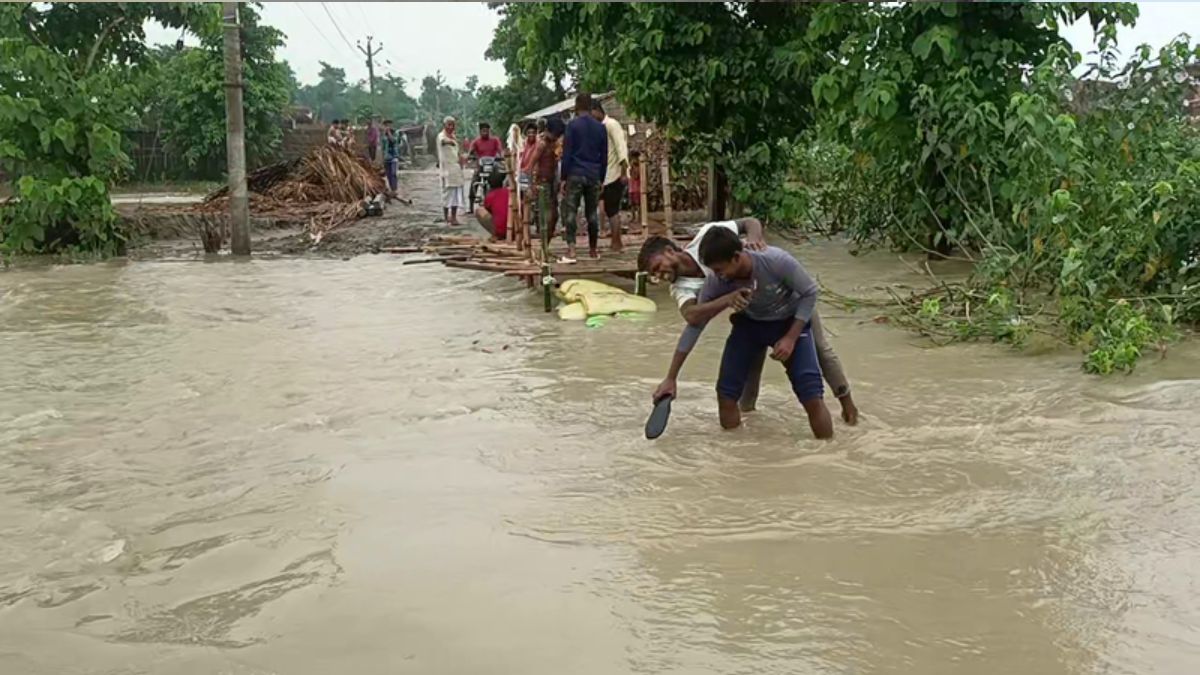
left=197, top=146, right=386, bottom=242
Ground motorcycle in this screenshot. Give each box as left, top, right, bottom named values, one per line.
left=469, top=155, right=501, bottom=209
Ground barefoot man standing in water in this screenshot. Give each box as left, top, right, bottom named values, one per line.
left=437, top=116, right=465, bottom=226
left=639, top=218, right=860, bottom=425
left=652, top=227, right=837, bottom=438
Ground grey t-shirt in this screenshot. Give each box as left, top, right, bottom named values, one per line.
left=676, top=247, right=818, bottom=353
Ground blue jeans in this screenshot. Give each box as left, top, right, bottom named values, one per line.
left=385, top=158, right=398, bottom=192
left=717, top=315, right=824, bottom=403
left=560, top=174, right=600, bottom=250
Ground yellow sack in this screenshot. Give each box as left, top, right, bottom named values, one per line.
left=579, top=292, right=656, bottom=316
left=557, top=302, right=588, bottom=321
left=558, top=279, right=624, bottom=302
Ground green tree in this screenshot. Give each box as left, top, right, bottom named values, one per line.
left=0, top=2, right=212, bottom=255
left=809, top=2, right=1138, bottom=252
left=476, top=74, right=558, bottom=130
left=498, top=2, right=828, bottom=218
left=141, top=3, right=291, bottom=173
left=294, top=61, right=350, bottom=121
left=417, top=72, right=480, bottom=132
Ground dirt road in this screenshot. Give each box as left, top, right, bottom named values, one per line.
left=128, top=166, right=483, bottom=259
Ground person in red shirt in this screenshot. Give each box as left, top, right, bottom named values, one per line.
left=474, top=171, right=509, bottom=241
left=468, top=122, right=503, bottom=205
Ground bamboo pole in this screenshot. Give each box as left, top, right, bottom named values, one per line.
left=526, top=184, right=538, bottom=262
left=639, top=158, right=648, bottom=233
left=506, top=153, right=517, bottom=243
left=706, top=158, right=716, bottom=221
left=659, top=142, right=673, bottom=235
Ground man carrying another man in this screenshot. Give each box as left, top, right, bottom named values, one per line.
left=638, top=219, right=859, bottom=425
left=651, top=227, right=840, bottom=439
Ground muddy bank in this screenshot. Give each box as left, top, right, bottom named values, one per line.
left=124, top=167, right=485, bottom=260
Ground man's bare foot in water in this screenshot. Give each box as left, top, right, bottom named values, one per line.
left=839, top=395, right=860, bottom=425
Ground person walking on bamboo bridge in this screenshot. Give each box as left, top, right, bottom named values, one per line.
left=437, top=116, right=466, bottom=226
left=525, top=117, right=563, bottom=245
left=591, top=100, right=629, bottom=254
left=559, top=93, right=607, bottom=262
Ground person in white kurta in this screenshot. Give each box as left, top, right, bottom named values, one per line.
left=436, top=116, right=465, bottom=225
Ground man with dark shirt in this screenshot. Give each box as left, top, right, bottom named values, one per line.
left=559, top=93, right=608, bottom=261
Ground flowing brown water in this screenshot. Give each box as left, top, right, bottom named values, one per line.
left=2, top=243, right=1199, bottom=674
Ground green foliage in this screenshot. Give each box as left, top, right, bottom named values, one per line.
left=793, top=2, right=1200, bottom=372
left=495, top=2, right=827, bottom=220
left=291, top=61, right=421, bottom=122
left=476, top=74, right=558, bottom=129
left=0, top=2, right=210, bottom=255
left=810, top=2, right=1138, bottom=251
left=138, top=4, right=291, bottom=173
left=417, top=72, right=480, bottom=130
left=1, top=176, right=123, bottom=256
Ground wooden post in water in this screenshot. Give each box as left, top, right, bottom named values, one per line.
left=659, top=142, right=673, bottom=235
left=506, top=154, right=517, bottom=244
left=222, top=2, right=250, bottom=256
left=635, top=271, right=648, bottom=297
left=541, top=262, right=553, bottom=312
left=706, top=158, right=716, bottom=221
left=526, top=185, right=537, bottom=261
left=639, top=158, right=648, bottom=233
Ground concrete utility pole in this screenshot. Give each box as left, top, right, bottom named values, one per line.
left=222, top=2, right=250, bottom=256
left=358, top=36, right=383, bottom=105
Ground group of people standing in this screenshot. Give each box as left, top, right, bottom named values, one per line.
left=517, top=93, right=632, bottom=262
left=443, top=93, right=637, bottom=262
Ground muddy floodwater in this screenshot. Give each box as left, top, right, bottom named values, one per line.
left=3, top=241, right=1200, bottom=674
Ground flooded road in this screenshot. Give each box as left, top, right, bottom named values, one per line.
left=2, top=242, right=1199, bottom=674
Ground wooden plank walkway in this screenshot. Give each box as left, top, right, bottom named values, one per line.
left=417, top=231, right=696, bottom=286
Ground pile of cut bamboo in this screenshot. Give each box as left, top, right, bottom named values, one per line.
left=200, top=146, right=387, bottom=240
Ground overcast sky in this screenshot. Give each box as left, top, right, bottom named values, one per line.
left=143, top=2, right=1200, bottom=96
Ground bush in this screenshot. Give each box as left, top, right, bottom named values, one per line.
left=807, top=32, right=1200, bottom=372
left=1, top=176, right=124, bottom=256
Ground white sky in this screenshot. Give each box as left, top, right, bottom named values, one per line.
left=141, top=1, right=1200, bottom=96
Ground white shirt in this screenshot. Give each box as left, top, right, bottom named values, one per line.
left=669, top=220, right=738, bottom=307
left=602, top=116, right=628, bottom=186
left=436, top=131, right=463, bottom=188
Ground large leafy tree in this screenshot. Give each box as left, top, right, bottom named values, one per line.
left=141, top=3, right=291, bottom=173
left=0, top=2, right=212, bottom=254
left=476, top=74, right=558, bottom=130
left=293, top=61, right=349, bottom=121
left=417, top=72, right=479, bottom=131
left=809, top=2, right=1139, bottom=251
left=498, top=2, right=829, bottom=218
